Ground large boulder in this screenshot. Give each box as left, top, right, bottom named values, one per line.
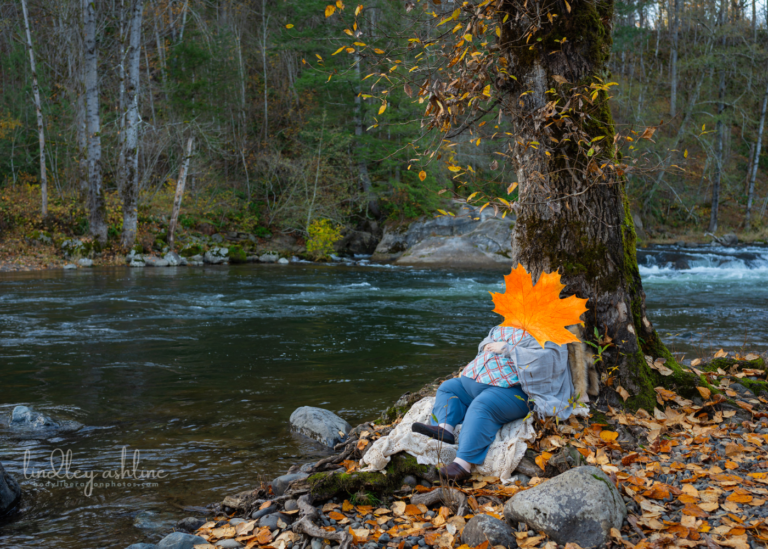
left=372, top=205, right=515, bottom=267
left=289, top=406, right=351, bottom=447
left=144, top=256, right=170, bottom=267
left=9, top=405, right=81, bottom=433
left=0, top=461, right=21, bottom=515
left=504, top=466, right=626, bottom=548
left=462, top=514, right=518, bottom=548
left=156, top=532, right=208, bottom=549
left=721, top=233, right=739, bottom=247
left=335, top=230, right=378, bottom=256
left=204, top=247, right=230, bottom=265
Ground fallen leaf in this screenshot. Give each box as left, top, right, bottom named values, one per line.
left=697, top=386, right=711, bottom=400
left=600, top=430, right=619, bottom=442
left=535, top=451, right=553, bottom=470
left=392, top=501, right=406, bottom=516
left=342, top=500, right=355, bottom=512
left=714, top=349, right=728, bottom=358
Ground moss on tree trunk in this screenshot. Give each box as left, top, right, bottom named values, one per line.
left=497, top=0, right=694, bottom=409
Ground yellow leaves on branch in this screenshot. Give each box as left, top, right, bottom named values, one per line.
left=491, top=265, right=588, bottom=348
left=418, top=170, right=427, bottom=181
left=325, top=5, right=336, bottom=17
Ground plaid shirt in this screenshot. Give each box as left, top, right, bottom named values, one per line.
left=461, top=326, right=525, bottom=388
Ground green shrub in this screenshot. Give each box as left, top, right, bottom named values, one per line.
left=306, top=219, right=342, bottom=260
left=228, top=245, right=247, bottom=264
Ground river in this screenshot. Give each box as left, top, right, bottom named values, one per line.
left=1, top=244, right=766, bottom=548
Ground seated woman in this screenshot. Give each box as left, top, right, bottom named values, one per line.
left=410, top=324, right=572, bottom=481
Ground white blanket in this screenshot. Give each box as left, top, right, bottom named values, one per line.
left=360, top=397, right=536, bottom=483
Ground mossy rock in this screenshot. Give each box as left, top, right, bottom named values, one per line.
left=306, top=453, right=434, bottom=501
left=228, top=245, right=247, bottom=264
left=132, top=243, right=145, bottom=254
left=180, top=244, right=204, bottom=258
left=701, top=356, right=765, bottom=372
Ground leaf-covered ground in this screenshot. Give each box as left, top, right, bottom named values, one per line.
left=190, top=349, right=768, bottom=549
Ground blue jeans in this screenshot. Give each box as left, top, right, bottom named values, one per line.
left=430, top=376, right=530, bottom=464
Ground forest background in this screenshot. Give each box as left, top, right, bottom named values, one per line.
left=1, top=0, right=768, bottom=256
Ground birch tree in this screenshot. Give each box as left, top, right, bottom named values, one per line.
left=20, top=0, right=48, bottom=215
left=83, top=0, right=107, bottom=243
left=119, top=0, right=144, bottom=248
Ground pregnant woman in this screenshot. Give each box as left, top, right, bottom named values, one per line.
left=410, top=325, right=574, bottom=481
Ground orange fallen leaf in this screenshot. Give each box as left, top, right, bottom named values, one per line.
left=490, top=265, right=588, bottom=348
left=535, top=451, right=553, bottom=470
left=697, top=386, right=711, bottom=400
left=714, top=349, right=728, bottom=358
left=600, top=430, right=619, bottom=442
left=342, top=500, right=355, bottom=512
left=328, top=512, right=346, bottom=521
left=682, top=504, right=708, bottom=517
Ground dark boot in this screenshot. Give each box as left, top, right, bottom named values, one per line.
left=439, top=461, right=471, bottom=482
left=410, top=423, right=456, bottom=445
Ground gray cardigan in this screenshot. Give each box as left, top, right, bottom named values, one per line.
left=476, top=328, right=576, bottom=420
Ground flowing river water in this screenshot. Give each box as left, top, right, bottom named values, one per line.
left=1, top=244, right=767, bottom=548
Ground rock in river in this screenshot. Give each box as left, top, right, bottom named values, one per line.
left=156, top=532, right=208, bottom=549
left=9, top=405, right=81, bottom=433
left=289, top=406, right=351, bottom=447
left=503, top=465, right=626, bottom=548
left=271, top=473, right=309, bottom=497
left=0, top=461, right=21, bottom=516
left=462, top=514, right=518, bottom=548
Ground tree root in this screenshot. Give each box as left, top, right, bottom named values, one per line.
left=411, top=487, right=467, bottom=517
left=292, top=495, right=353, bottom=549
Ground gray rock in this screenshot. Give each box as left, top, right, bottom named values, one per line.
left=284, top=499, right=298, bottom=512
left=77, top=258, right=94, bottom=267
left=10, top=405, right=69, bottom=431
left=259, top=513, right=281, bottom=529
left=212, top=234, right=224, bottom=243
left=175, top=517, right=206, bottom=533
left=335, top=230, right=378, bottom=256
left=271, top=473, right=309, bottom=496
left=144, top=256, right=170, bottom=267
left=164, top=252, right=182, bottom=266
left=299, top=463, right=315, bottom=473
left=259, top=252, right=280, bottom=263
left=129, top=259, right=146, bottom=267
left=125, top=545, right=157, bottom=549
left=0, top=461, right=21, bottom=516
left=504, top=466, right=626, bottom=548
left=188, top=254, right=204, bottom=266
left=721, top=233, right=739, bottom=247
left=156, top=532, right=208, bottom=549
left=372, top=204, right=514, bottom=267
left=216, top=540, right=244, bottom=548
left=402, top=475, right=418, bottom=487
left=204, top=247, right=229, bottom=265
left=252, top=504, right=277, bottom=519
left=289, top=406, right=352, bottom=447
left=462, top=514, right=518, bottom=548
left=277, top=258, right=290, bottom=264
left=63, top=263, right=77, bottom=270
left=312, top=538, right=324, bottom=549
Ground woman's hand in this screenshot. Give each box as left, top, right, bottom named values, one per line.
left=484, top=342, right=507, bottom=354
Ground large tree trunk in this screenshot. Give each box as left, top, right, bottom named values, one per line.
left=20, top=0, right=48, bottom=216
left=746, top=76, right=768, bottom=232
left=83, top=0, right=108, bottom=244
left=119, top=0, right=144, bottom=249
left=499, top=0, right=691, bottom=409
left=709, top=70, right=726, bottom=234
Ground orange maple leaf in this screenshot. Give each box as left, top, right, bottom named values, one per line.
left=491, top=264, right=588, bottom=348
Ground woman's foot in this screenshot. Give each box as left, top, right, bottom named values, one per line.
left=411, top=423, right=456, bottom=445
left=439, top=461, right=471, bottom=482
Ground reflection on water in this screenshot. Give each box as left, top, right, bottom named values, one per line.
left=0, top=250, right=766, bottom=547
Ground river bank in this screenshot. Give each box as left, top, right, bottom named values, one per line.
left=116, top=349, right=768, bottom=549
